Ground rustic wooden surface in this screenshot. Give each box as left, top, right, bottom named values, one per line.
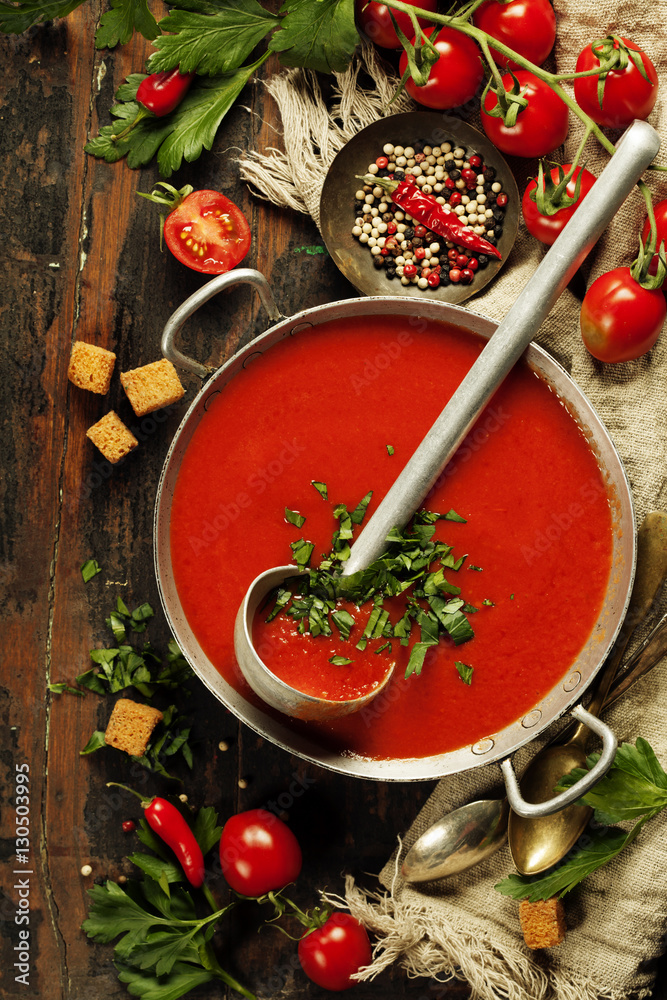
left=1, top=8, right=666, bottom=1000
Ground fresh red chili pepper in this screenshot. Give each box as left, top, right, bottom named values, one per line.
left=112, top=68, right=195, bottom=143
left=364, top=175, right=502, bottom=259
left=136, top=69, right=196, bottom=117
left=109, top=783, right=205, bottom=888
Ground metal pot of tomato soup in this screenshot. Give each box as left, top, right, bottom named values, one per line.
left=154, top=269, right=634, bottom=791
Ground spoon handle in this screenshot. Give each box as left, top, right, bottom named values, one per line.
left=342, top=121, right=661, bottom=577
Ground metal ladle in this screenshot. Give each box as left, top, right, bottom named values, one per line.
left=402, top=512, right=667, bottom=883
left=234, top=119, right=660, bottom=722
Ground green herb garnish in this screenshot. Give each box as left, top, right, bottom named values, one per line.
left=386, top=444, right=395, bottom=456
left=285, top=507, right=306, bottom=528
left=495, top=738, right=667, bottom=901
left=455, top=661, right=474, bottom=685
left=329, top=656, right=353, bottom=666
left=81, top=558, right=102, bottom=583
left=267, top=491, right=488, bottom=680
left=311, top=481, right=328, bottom=500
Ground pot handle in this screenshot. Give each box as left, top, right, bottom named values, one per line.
left=161, top=269, right=283, bottom=379
left=499, top=705, right=618, bottom=818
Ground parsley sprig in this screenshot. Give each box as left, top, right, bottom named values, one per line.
left=266, top=486, right=488, bottom=681
left=495, top=738, right=667, bottom=901
left=82, top=803, right=257, bottom=999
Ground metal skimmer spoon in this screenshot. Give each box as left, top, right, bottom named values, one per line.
left=234, top=120, right=660, bottom=722
left=402, top=512, right=667, bottom=883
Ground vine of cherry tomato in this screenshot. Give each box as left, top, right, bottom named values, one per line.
left=574, top=37, right=659, bottom=128
left=355, top=0, right=437, bottom=49
left=472, top=0, right=556, bottom=69
left=522, top=165, right=597, bottom=245
left=481, top=70, right=569, bottom=158
left=219, top=808, right=302, bottom=896
left=580, top=267, right=666, bottom=363
left=641, top=199, right=667, bottom=292
left=298, top=912, right=373, bottom=991
left=399, top=27, right=484, bottom=109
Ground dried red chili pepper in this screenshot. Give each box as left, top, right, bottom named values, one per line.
left=109, top=783, right=204, bottom=888
left=363, top=175, right=502, bottom=259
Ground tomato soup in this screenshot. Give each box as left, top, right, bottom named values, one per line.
left=169, top=316, right=613, bottom=760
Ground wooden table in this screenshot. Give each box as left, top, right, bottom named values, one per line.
left=1, top=9, right=665, bottom=1000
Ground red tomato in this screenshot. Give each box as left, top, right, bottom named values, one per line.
left=298, top=913, right=372, bottom=991
left=580, top=267, right=666, bottom=363
left=472, top=0, right=556, bottom=69
left=481, top=70, right=569, bottom=157
left=163, top=189, right=251, bottom=275
left=399, top=28, right=484, bottom=110
left=522, top=164, right=597, bottom=244
left=219, top=808, right=302, bottom=896
left=641, top=199, right=667, bottom=291
left=573, top=37, right=658, bottom=128
left=355, top=0, right=437, bottom=49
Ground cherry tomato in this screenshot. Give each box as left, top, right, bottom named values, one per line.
left=641, top=199, right=667, bottom=291
left=298, top=913, right=372, bottom=991
left=355, top=0, right=437, bottom=49
left=481, top=70, right=569, bottom=157
left=574, top=37, right=658, bottom=128
left=163, top=189, right=251, bottom=275
left=522, top=164, right=597, bottom=244
left=219, top=808, right=302, bottom=896
left=580, top=267, right=666, bottom=363
left=399, top=27, right=484, bottom=110
left=472, top=0, right=556, bottom=69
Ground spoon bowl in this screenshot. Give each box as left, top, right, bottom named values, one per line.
left=234, top=564, right=395, bottom=721
left=402, top=798, right=509, bottom=882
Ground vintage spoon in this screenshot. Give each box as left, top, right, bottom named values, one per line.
left=508, top=509, right=667, bottom=876
left=402, top=596, right=667, bottom=883
left=234, top=120, right=660, bottom=721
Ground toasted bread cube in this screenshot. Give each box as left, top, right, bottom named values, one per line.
left=519, top=898, right=566, bottom=949
left=104, top=698, right=164, bottom=757
left=86, top=411, right=138, bottom=464
left=120, top=358, right=185, bottom=417
left=68, top=341, right=116, bottom=395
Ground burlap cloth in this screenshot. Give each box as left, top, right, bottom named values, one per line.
left=239, top=5, right=667, bottom=996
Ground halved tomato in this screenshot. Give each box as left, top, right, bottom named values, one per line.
left=163, top=189, right=251, bottom=274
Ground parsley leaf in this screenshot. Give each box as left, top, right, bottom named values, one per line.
left=85, top=65, right=266, bottom=178
left=0, top=0, right=85, bottom=34
left=285, top=507, right=306, bottom=528
left=95, top=0, right=160, bottom=49
left=556, top=737, right=667, bottom=824
left=81, top=558, right=102, bottom=583
left=495, top=739, right=667, bottom=901
left=147, top=0, right=280, bottom=76
left=455, top=661, right=474, bottom=684
left=269, top=0, right=358, bottom=73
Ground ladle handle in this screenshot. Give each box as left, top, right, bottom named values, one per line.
left=500, top=706, right=618, bottom=819
left=342, top=120, right=661, bottom=577
left=161, top=269, right=282, bottom=379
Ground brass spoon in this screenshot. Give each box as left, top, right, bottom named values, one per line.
left=508, top=510, right=667, bottom=876
left=402, top=603, right=667, bottom=883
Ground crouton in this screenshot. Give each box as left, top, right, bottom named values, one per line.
left=86, top=411, right=138, bottom=464
left=68, top=341, right=116, bottom=395
left=120, top=358, right=185, bottom=417
left=519, top=898, right=566, bottom=949
left=104, top=698, right=164, bottom=757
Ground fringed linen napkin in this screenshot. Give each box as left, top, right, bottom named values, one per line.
left=239, top=4, right=667, bottom=995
